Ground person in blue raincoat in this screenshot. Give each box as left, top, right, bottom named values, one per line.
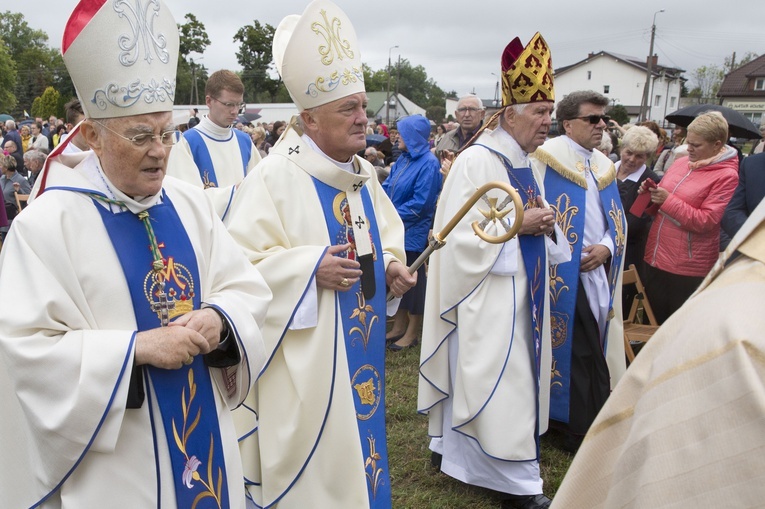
left=383, top=114, right=442, bottom=350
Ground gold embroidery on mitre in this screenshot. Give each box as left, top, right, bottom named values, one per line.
left=502, top=32, right=555, bottom=106
left=311, top=9, right=354, bottom=65
left=144, top=257, right=195, bottom=321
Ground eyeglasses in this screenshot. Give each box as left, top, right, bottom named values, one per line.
left=210, top=96, right=246, bottom=114
left=94, top=121, right=177, bottom=147
left=573, top=115, right=611, bottom=125
left=455, top=107, right=483, bottom=114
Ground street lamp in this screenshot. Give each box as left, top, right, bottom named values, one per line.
left=385, top=45, right=398, bottom=125
left=491, top=73, right=500, bottom=107
left=640, top=9, right=664, bottom=122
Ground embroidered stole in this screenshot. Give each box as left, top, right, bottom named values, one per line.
left=184, top=128, right=251, bottom=188
left=543, top=166, right=626, bottom=424
left=477, top=145, right=548, bottom=454
left=313, top=178, right=391, bottom=508
left=95, top=195, right=230, bottom=508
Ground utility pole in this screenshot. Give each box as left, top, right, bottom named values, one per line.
left=385, top=45, right=398, bottom=125
left=640, top=9, right=664, bottom=122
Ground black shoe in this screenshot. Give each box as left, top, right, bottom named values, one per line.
left=561, top=433, right=583, bottom=454
left=385, top=332, right=404, bottom=344
left=501, top=494, right=551, bottom=509
left=387, top=339, right=418, bottom=351
left=430, top=451, right=442, bottom=469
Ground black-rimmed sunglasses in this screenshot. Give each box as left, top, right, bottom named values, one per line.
left=573, top=115, right=610, bottom=125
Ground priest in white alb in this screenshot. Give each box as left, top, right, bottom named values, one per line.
left=418, top=33, right=569, bottom=509
left=0, top=1, right=269, bottom=506
left=167, top=70, right=260, bottom=220
left=225, top=1, right=414, bottom=508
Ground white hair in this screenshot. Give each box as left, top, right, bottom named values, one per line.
left=457, top=94, right=484, bottom=110
left=5, top=120, right=15, bottom=129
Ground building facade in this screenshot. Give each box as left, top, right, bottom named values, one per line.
left=553, top=51, right=684, bottom=125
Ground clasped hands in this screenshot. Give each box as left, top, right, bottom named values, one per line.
left=519, top=196, right=556, bottom=236
left=135, top=308, right=223, bottom=370
left=316, top=243, right=416, bottom=297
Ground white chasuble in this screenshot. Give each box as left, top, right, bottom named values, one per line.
left=226, top=124, right=406, bottom=509
left=0, top=152, right=269, bottom=507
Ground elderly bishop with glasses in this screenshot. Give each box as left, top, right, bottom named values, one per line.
left=531, top=90, right=628, bottom=452
left=0, top=1, right=270, bottom=507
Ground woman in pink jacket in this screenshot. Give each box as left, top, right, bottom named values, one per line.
left=640, top=111, right=739, bottom=323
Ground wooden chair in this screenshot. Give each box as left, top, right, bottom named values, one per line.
left=15, top=192, right=29, bottom=216
left=622, top=264, right=660, bottom=364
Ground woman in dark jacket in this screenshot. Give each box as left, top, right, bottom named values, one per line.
left=617, top=126, right=660, bottom=277
left=382, top=115, right=442, bottom=350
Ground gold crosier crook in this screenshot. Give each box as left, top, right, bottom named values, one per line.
left=387, top=181, right=524, bottom=300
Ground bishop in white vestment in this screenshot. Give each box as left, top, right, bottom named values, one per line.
left=225, top=2, right=414, bottom=508
left=0, top=2, right=269, bottom=506
left=419, top=34, right=568, bottom=509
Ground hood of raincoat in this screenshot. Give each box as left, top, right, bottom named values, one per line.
left=397, top=115, right=432, bottom=159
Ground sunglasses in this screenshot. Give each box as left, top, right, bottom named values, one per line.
left=573, top=115, right=610, bottom=125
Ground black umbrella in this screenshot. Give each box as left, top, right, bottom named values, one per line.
left=665, top=104, right=761, bottom=139
left=366, top=133, right=387, bottom=147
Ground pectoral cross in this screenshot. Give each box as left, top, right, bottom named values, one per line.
left=151, top=280, right=175, bottom=326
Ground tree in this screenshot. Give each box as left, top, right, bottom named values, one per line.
left=0, top=37, right=17, bottom=113
left=688, top=65, right=724, bottom=102
left=31, top=86, right=61, bottom=119
left=234, top=21, right=279, bottom=102
left=0, top=11, right=74, bottom=118
left=724, top=51, right=759, bottom=74
left=178, top=13, right=210, bottom=58
left=607, top=104, right=630, bottom=126
left=363, top=59, right=449, bottom=122
left=176, top=14, right=211, bottom=105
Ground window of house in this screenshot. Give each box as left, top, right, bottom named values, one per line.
left=744, top=112, right=762, bottom=126
left=654, top=95, right=662, bottom=107
left=755, top=78, right=765, bottom=91
left=603, top=85, right=610, bottom=94
left=670, top=97, right=676, bottom=108
left=587, top=71, right=592, bottom=80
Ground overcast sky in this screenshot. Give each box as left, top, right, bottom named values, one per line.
left=13, top=0, right=765, bottom=100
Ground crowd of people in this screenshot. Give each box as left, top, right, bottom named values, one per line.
left=1, top=0, right=764, bottom=508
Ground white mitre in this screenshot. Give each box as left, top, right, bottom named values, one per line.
left=62, top=0, right=179, bottom=119
left=273, top=0, right=365, bottom=111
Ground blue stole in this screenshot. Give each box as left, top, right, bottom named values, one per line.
left=543, top=166, right=626, bottom=424
left=95, top=194, right=230, bottom=508
left=184, top=128, right=251, bottom=188
left=312, top=178, right=391, bottom=508
left=475, top=145, right=548, bottom=453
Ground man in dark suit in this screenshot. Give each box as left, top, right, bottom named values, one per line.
left=722, top=152, right=765, bottom=239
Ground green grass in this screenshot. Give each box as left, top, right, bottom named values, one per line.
left=385, top=344, right=574, bottom=508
